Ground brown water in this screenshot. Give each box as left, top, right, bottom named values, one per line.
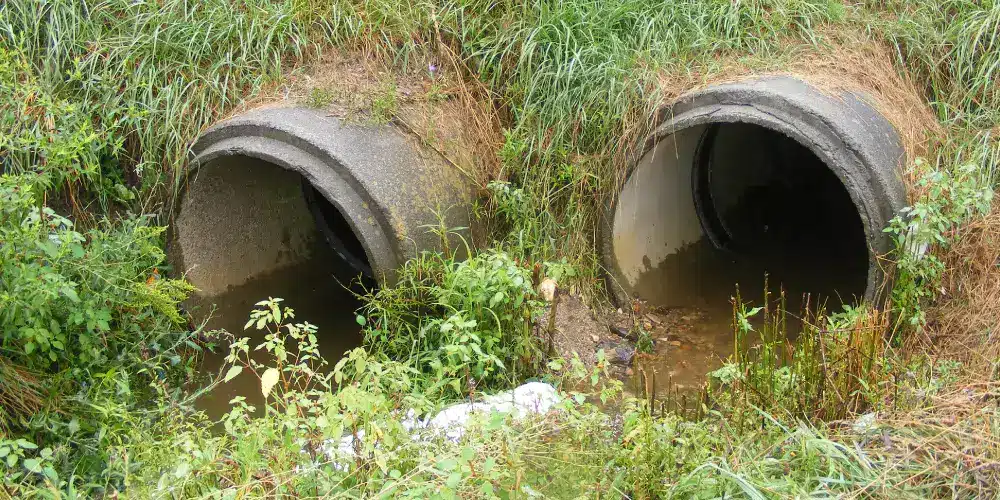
left=623, top=234, right=863, bottom=399
left=190, top=248, right=365, bottom=420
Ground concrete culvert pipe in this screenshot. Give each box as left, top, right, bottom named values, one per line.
left=169, top=107, right=475, bottom=297
left=602, top=76, right=907, bottom=309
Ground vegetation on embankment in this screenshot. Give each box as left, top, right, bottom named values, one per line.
left=2, top=0, right=1000, bottom=497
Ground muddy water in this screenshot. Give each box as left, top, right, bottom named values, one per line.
left=623, top=234, right=864, bottom=398
left=190, top=245, right=365, bottom=420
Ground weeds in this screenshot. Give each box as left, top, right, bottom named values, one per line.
left=4, top=0, right=1000, bottom=497
left=886, top=155, right=994, bottom=327
left=1, top=0, right=313, bottom=210
left=370, top=82, right=399, bottom=123
left=710, top=285, right=894, bottom=422
left=360, top=249, right=545, bottom=398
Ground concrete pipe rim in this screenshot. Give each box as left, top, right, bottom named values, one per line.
left=169, top=125, right=401, bottom=291
left=601, top=76, right=906, bottom=309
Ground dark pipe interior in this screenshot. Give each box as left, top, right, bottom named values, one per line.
left=695, top=122, right=869, bottom=304
left=302, top=180, right=375, bottom=282
left=630, top=122, right=869, bottom=310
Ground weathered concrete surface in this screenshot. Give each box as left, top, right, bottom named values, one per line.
left=173, top=156, right=318, bottom=295
left=170, top=107, right=475, bottom=295
left=602, top=76, right=907, bottom=304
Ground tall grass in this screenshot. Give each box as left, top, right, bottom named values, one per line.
left=870, top=0, right=1000, bottom=128
left=1, top=0, right=312, bottom=210
left=718, top=285, right=894, bottom=422
left=4, top=0, right=1000, bottom=496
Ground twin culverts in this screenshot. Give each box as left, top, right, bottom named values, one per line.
left=169, top=76, right=907, bottom=329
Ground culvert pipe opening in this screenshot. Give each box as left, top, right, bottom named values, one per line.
left=173, top=154, right=370, bottom=416
left=168, top=107, right=476, bottom=417
left=603, top=77, right=907, bottom=312
left=170, top=107, right=475, bottom=298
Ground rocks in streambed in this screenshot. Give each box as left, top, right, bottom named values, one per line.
left=596, top=341, right=636, bottom=366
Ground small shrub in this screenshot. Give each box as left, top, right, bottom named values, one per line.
left=0, top=175, right=192, bottom=372
left=885, top=158, right=993, bottom=327
left=360, top=249, right=545, bottom=398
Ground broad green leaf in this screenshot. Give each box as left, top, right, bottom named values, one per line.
left=223, top=365, right=243, bottom=383
left=60, top=285, right=79, bottom=303
left=23, top=458, right=41, bottom=473
left=436, top=458, right=458, bottom=471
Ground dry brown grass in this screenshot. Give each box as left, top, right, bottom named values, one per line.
left=927, top=205, right=1000, bottom=376
left=850, top=201, right=1000, bottom=497
left=0, top=358, right=43, bottom=435
left=841, top=376, right=1000, bottom=497
left=241, top=48, right=505, bottom=189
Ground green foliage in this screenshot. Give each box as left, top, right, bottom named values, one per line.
left=708, top=287, right=895, bottom=422
left=3, top=0, right=1000, bottom=497
left=873, top=0, right=1000, bottom=127
left=305, top=87, right=335, bottom=108
left=0, top=43, right=125, bottom=205
left=634, top=327, right=655, bottom=354
left=0, top=438, right=60, bottom=491
left=361, top=250, right=544, bottom=398
left=0, top=174, right=198, bottom=493
left=370, top=82, right=399, bottom=124
left=0, top=0, right=314, bottom=202
left=0, top=175, right=192, bottom=371
left=885, top=156, right=994, bottom=327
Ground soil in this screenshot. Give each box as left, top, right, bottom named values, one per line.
left=278, top=50, right=503, bottom=187
left=541, top=290, right=738, bottom=397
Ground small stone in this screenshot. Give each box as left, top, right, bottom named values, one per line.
left=669, top=341, right=682, bottom=347
left=538, top=278, right=558, bottom=302
left=617, top=308, right=623, bottom=315
left=590, top=334, right=601, bottom=343
left=614, top=345, right=636, bottom=366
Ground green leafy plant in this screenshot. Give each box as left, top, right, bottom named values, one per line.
left=885, top=158, right=993, bottom=327
left=361, top=249, right=544, bottom=398
left=0, top=175, right=192, bottom=371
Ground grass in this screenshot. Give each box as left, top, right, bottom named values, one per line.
left=2, top=0, right=1000, bottom=497
left=2, top=0, right=313, bottom=214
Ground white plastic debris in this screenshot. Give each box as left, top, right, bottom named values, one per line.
left=427, top=382, right=561, bottom=440
left=325, top=382, right=560, bottom=461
